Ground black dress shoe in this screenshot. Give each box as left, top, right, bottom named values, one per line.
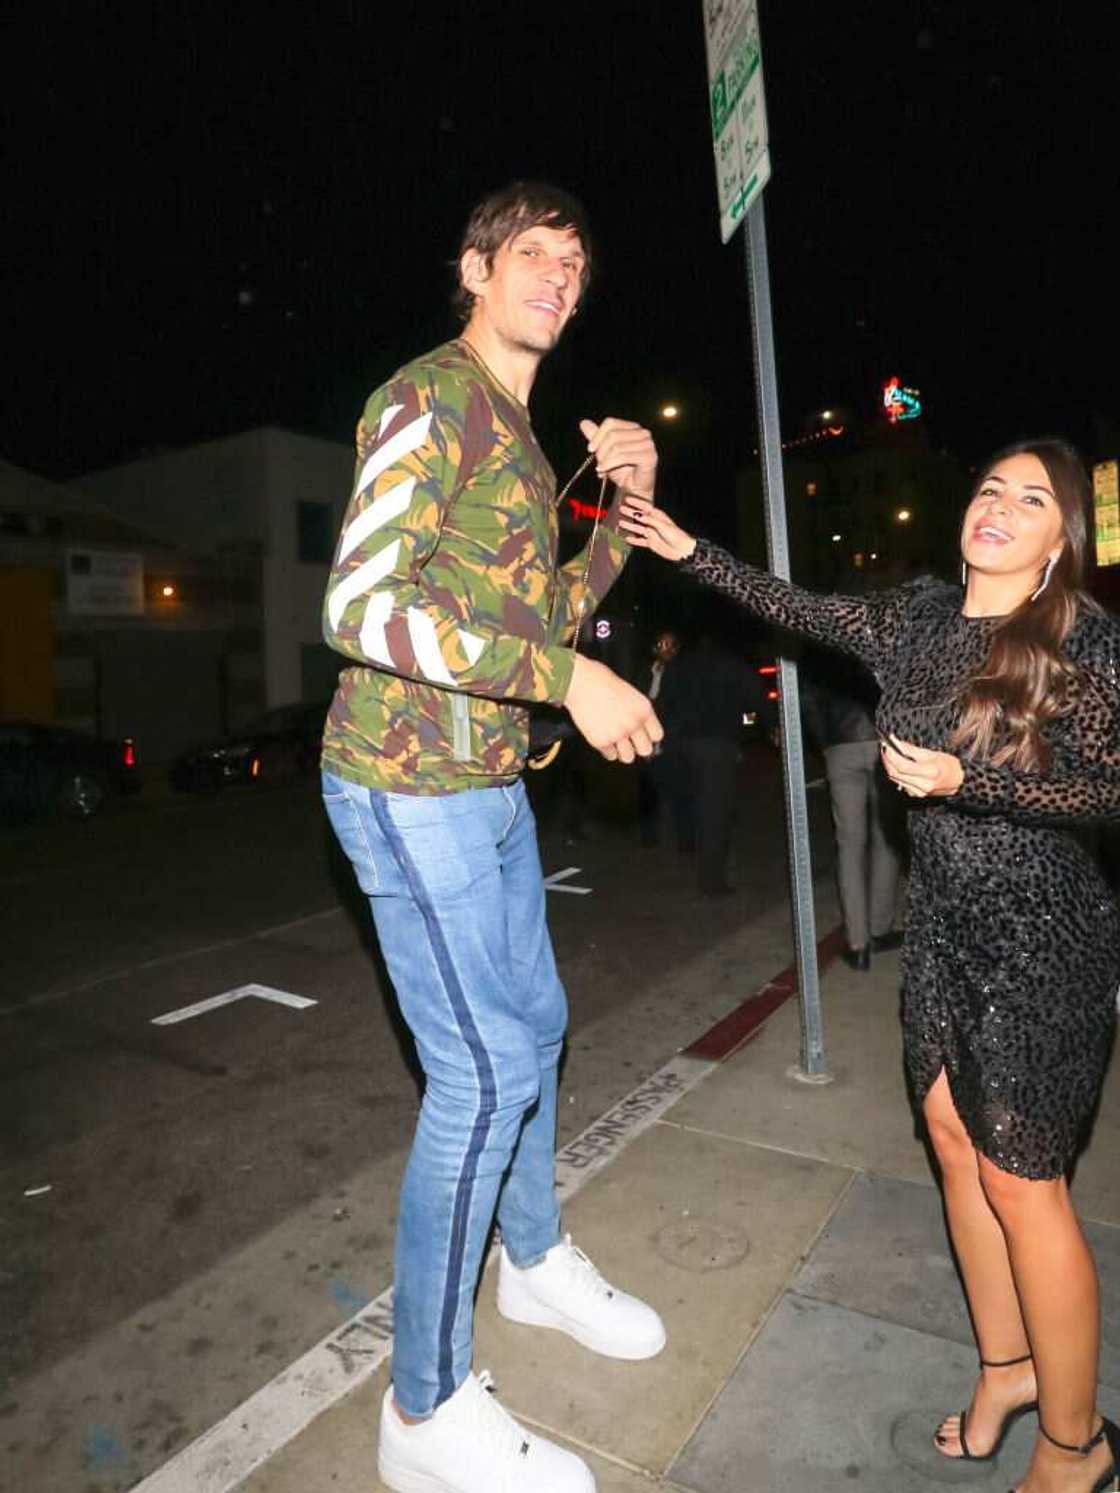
left=870, top=930, right=904, bottom=953
left=840, top=945, right=870, bottom=971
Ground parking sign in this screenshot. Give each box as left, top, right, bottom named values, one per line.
left=703, top=0, right=772, bottom=242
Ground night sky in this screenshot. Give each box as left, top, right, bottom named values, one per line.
left=5, top=1, right=1115, bottom=505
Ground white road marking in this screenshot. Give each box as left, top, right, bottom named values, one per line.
left=130, top=1051, right=715, bottom=1493
left=543, top=865, right=592, bottom=895
left=0, top=908, right=342, bottom=1018
left=151, top=984, right=317, bottom=1027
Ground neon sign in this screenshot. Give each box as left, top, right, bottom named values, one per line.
left=567, top=498, right=608, bottom=523
left=882, top=377, right=922, bottom=423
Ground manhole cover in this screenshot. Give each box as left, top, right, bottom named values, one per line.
left=653, top=1218, right=750, bottom=1272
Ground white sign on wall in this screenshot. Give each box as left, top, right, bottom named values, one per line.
left=66, top=549, right=145, bottom=616
left=703, top=0, right=772, bottom=242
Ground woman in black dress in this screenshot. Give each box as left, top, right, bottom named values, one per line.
left=620, top=440, right=1120, bottom=1493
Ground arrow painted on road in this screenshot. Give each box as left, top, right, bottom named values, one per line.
left=543, top=866, right=592, bottom=895
left=151, top=983, right=317, bottom=1026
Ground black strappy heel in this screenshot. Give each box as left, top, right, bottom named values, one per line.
left=1010, top=1417, right=1120, bottom=1493
left=936, top=1352, right=1038, bottom=1461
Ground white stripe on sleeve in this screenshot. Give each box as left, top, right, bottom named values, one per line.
left=407, top=608, right=456, bottom=686
left=353, top=412, right=433, bottom=501
left=377, top=404, right=403, bottom=438
left=338, top=477, right=416, bottom=563
left=457, top=629, right=486, bottom=668
left=358, top=592, right=395, bottom=667
left=326, top=539, right=401, bottom=634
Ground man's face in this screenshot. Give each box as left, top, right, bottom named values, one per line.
left=654, top=632, right=679, bottom=663
left=460, top=224, right=586, bottom=356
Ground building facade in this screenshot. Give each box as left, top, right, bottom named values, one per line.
left=71, top=427, right=352, bottom=714
left=0, top=427, right=352, bottom=762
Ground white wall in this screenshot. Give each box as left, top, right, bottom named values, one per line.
left=69, top=432, right=271, bottom=550
left=69, top=428, right=353, bottom=709
left=260, top=429, right=352, bottom=707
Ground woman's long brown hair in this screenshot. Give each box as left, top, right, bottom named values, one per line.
left=951, top=439, right=1098, bottom=771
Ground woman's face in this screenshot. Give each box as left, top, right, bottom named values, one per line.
left=960, top=452, right=1065, bottom=584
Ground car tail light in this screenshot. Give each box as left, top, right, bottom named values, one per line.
left=758, top=664, right=777, bottom=676
left=123, top=738, right=136, bottom=767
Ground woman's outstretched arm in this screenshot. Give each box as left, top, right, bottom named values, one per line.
left=620, top=500, right=910, bottom=675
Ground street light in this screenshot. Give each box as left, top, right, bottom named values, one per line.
left=160, top=583, right=177, bottom=599
left=895, top=508, right=912, bottom=524
left=659, top=404, right=680, bottom=420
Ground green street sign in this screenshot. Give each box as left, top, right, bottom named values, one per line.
left=703, top=0, right=771, bottom=242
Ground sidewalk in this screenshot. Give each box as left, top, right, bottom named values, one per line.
left=226, top=947, right=1120, bottom=1491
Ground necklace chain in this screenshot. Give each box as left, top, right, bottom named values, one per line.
left=555, top=454, right=608, bottom=650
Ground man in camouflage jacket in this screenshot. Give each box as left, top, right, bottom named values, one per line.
left=321, top=183, right=666, bottom=1493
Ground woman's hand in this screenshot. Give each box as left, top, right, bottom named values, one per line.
left=880, top=734, right=964, bottom=798
left=618, top=497, right=697, bottom=562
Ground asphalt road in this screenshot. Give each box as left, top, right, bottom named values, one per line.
left=0, top=745, right=838, bottom=1491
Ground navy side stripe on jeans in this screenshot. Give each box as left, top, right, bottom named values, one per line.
left=368, top=791, right=498, bottom=1405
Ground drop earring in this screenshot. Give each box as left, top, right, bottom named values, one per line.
left=961, top=560, right=968, bottom=586
left=1031, top=554, right=1056, bottom=600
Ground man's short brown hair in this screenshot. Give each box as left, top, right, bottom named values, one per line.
left=453, top=181, right=593, bottom=323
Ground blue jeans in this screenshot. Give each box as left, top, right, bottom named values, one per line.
left=321, top=772, right=565, bottom=1416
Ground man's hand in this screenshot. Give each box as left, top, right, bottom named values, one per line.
left=564, top=654, right=663, bottom=763
left=579, top=417, right=658, bottom=500
left=880, top=734, right=964, bottom=797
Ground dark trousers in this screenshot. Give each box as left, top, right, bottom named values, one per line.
left=683, top=737, right=739, bottom=892
left=638, top=746, right=696, bottom=851
left=822, top=740, right=900, bottom=947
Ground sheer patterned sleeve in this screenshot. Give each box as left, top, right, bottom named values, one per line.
left=955, top=620, right=1120, bottom=826
left=680, top=536, right=915, bottom=675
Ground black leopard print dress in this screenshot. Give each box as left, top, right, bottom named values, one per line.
left=682, top=538, right=1120, bottom=1179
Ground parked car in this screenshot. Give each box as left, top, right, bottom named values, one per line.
left=169, top=701, right=329, bottom=792
left=0, top=721, right=142, bottom=820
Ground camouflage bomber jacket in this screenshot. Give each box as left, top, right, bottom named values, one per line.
left=320, top=339, right=630, bottom=794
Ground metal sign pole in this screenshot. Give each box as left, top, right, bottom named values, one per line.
left=743, top=194, right=829, bottom=1082
left=701, top=0, right=827, bottom=1080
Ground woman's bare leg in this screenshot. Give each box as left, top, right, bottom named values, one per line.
left=923, top=1071, right=1036, bottom=1454
left=977, top=1157, right=1110, bottom=1492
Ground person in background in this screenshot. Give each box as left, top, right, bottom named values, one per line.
left=676, top=635, right=761, bottom=896
left=800, top=648, right=902, bottom=969
left=636, top=628, right=693, bottom=850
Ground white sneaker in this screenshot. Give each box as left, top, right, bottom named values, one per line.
left=497, top=1235, right=667, bottom=1361
left=377, top=1370, right=595, bottom=1493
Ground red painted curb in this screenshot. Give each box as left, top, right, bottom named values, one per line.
left=682, top=923, right=846, bottom=1062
